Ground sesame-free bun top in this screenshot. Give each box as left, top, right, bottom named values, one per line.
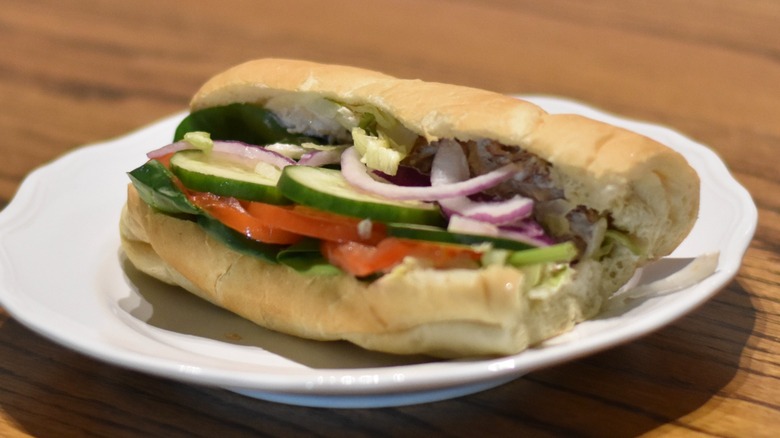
left=190, top=58, right=699, bottom=261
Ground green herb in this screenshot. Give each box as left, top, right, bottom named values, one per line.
left=174, top=103, right=323, bottom=145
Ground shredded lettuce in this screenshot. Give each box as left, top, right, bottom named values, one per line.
left=528, top=265, right=572, bottom=299
left=261, top=96, right=418, bottom=175
left=347, top=104, right=418, bottom=175
left=351, top=127, right=407, bottom=175
left=481, top=249, right=510, bottom=266
left=183, top=131, right=214, bottom=153
left=479, top=247, right=572, bottom=294
left=299, top=142, right=348, bottom=151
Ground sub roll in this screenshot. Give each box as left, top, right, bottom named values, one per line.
left=120, top=59, right=699, bottom=357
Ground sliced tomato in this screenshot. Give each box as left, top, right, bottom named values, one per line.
left=245, top=202, right=386, bottom=244
left=321, top=238, right=482, bottom=277
left=187, top=191, right=386, bottom=245
left=187, top=190, right=476, bottom=276
left=188, top=192, right=303, bottom=244
left=152, top=153, right=175, bottom=168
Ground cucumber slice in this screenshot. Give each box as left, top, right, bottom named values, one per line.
left=388, top=223, right=578, bottom=265
left=278, top=166, right=444, bottom=225
left=387, top=223, right=535, bottom=251
left=170, top=150, right=290, bottom=204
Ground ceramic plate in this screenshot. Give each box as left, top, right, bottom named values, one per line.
left=0, top=96, right=756, bottom=408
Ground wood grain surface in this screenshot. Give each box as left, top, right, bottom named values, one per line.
left=1, top=0, right=778, bottom=436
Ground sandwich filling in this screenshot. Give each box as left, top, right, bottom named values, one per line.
left=129, top=94, right=639, bottom=282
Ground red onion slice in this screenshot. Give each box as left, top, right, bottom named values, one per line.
left=495, top=227, right=554, bottom=247
left=147, top=141, right=190, bottom=159
left=439, top=195, right=534, bottom=224
left=211, top=141, right=296, bottom=168
left=500, top=219, right=549, bottom=239
left=147, top=140, right=295, bottom=169
left=431, top=140, right=534, bottom=224
left=447, top=215, right=500, bottom=236
left=297, top=148, right=345, bottom=167
left=265, top=143, right=307, bottom=159
left=373, top=166, right=431, bottom=187
left=341, top=147, right=517, bottom=201
left=448, top=215, right=552, bottom=247
left=429, top=140, right=470, bottom=185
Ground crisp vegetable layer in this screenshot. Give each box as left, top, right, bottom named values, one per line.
left=129, top=97, right=635, bottom=279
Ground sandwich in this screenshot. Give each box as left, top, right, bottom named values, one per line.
left=119, top=58, right=700, bottom=358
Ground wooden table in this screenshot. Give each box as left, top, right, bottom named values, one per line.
left=1, top=1, right=778, bottom=436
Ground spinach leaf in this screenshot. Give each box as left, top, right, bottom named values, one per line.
left=276, top=238, right=342, bottom=276
left=174, top=103, right=322, bottom=145
left=128, top=160, right=199, bottom=216
left=127, top=159, right=283, bottom=263
left=197, top=215, right=285, bottom=263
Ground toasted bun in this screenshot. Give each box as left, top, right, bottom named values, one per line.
left=120, top=59, right=700, bottom=357
left=121, top=184, right=636, bottom=357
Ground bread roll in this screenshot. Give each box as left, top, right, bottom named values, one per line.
left=120, top=59, right=699, bottom=357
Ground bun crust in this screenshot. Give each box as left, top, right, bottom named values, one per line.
left=191, top=59, right=699, bottom=259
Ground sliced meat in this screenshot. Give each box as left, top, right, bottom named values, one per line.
left=402, top=138, right=609, bottom=255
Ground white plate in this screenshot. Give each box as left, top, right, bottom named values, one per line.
left=0, top=96, right=756, bottom=408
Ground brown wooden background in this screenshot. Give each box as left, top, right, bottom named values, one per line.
left=1, top=0, right=778, bottom=436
